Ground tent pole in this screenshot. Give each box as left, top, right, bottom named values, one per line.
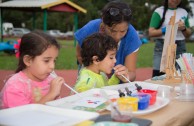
left=32, top=12, right=36, bottom=30
left=43, top=9, right=47, bottom=32
left=73, top=12, right=78, bottom=47
left=0, top=8, right=3, bottom=42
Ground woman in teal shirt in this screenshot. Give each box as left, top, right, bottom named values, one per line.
left=149, top=0, right=192, bottom=77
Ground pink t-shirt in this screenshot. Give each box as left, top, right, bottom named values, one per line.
left=0, top=71, right=53, bottom=109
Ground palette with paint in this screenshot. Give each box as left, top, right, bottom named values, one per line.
left=103, top=81, right=171, bottom=115
left=46, top=82, right=171, bottom=115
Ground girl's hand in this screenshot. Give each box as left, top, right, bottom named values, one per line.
left=177, top=20, right=192, bottom=37
left=37, top=76, right=64, bottom=104
left=49, top=77, right=64, bottom=98
left=114, top=64, right=129, bottom=83
left=178, top=20, right=186, bottom=31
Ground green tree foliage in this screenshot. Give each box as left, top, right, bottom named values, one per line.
left=72, top=0, right=100, bottom=28
left=1, top=0, right=192, bottom=31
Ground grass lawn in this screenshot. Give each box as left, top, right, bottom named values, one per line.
left=137, top=42, right=194, bottom=68
left=0, top=39, right=194, bottom=70
left=0, top=39, right=78, bottom=70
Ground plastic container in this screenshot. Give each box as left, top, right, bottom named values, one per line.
left=132, top=93, right=150, bottom=110
left=117, top=97, right=139, bottom=111
left=111, top=102, right=132, bottom=123
left=139, top=89, right=157, bottom=105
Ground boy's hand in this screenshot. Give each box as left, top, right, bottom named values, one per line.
left=114, top=64, right=129, bottom=82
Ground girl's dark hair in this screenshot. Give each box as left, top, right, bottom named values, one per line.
left=81, top=33, right=117, bottom=66
left=101, top=1, right=132, bottom=27
left=157, top=0, right=183, bottom=29
left=15, top=30, right=60, bottom=73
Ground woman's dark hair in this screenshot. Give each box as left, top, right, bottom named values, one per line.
left=101, top=1, right=132, bottom=27
left=81, top=33, right=117, bottom=66
left=157, top=0, right=183, bottom=29
left=15, top=30, right=60, bottom=73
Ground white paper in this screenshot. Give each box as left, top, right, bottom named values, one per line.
left=73, top=96, right=106, bottom=108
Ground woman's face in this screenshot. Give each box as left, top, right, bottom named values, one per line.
left=168, top=0, right=181, bottom=8
left=104, top=22, right=128, bottom=43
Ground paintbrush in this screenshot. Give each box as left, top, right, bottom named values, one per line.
left=121, top=74, right=131, bottom=83
left=50, top=71, right=82, bottom=97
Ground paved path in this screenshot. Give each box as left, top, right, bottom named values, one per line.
left=0, top=68, right=152, bottom=97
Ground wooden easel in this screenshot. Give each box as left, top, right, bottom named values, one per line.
left=161, top=11, right=181, bottom=83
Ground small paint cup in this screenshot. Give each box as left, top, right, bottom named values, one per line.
left=139, top=89, right=157, bottom=105
left=132, top=93, right=150, bottom=110
left=117, top=97, right=139, bottom=111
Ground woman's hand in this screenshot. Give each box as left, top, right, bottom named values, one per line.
left=178, top=20, right=186, bottom=31
left=177, top=20, right=192, bottom=38
left=114, top=64, right=129, bottom=83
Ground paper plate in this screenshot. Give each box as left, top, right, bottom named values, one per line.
left=106, top=97, right=170, bottom=116
left=0, top=104, right=99, bottom=126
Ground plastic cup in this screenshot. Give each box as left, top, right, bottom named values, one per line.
left=111, top=100, right=133, bottom=123
left=175, top=84, right=194, bottom=101
left=139, top=89, right=157, bottom=105
left=132, top=93, right=150, bottom=110
left=117, top=97, right=138, bottom=111
left=180, top=84, right=194, bottom=96
left=157, top=86, right=172, bottom=100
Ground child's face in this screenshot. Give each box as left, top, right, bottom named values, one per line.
left=25, top=45, right=59, bottom=81
left=98, top=49, right=117, bottom=74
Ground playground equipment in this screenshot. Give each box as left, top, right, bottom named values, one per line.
left=0, top=40, right=18, bottom=54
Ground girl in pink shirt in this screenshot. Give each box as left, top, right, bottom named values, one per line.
left=0, top=31, right=65, bottom=109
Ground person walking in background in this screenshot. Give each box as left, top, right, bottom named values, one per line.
left=0, top=31, right=65, bottom=109
left=75, top=1, right=142, bottom=82
left=149, top=0, right=192, bottom=77
left=74, top=33, right=129, bottom=93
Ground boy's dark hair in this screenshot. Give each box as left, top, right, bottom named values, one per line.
left=15, top=30, right=60, bottom=73
left=81, top=33, right=117, bottom=66
left=101, top=1, right=132, bottom=27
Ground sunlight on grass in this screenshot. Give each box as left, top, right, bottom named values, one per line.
left=137, top=42, right=154, bottom=68
left=0, top=39, right=77, bottom=70
left=0, top=39, right=194, bottom=70
left=137, top=42, right=194, bottom=68
left=56, top=40, right=77, bottom=69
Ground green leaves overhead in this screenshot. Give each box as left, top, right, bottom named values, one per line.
left=2, top=0, right=192, bottom=31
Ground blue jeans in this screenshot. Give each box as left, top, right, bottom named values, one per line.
left=153, top=39, right=186, bottom=71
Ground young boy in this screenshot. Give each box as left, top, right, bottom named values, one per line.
left=74, top=33, right=128, bottom=92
